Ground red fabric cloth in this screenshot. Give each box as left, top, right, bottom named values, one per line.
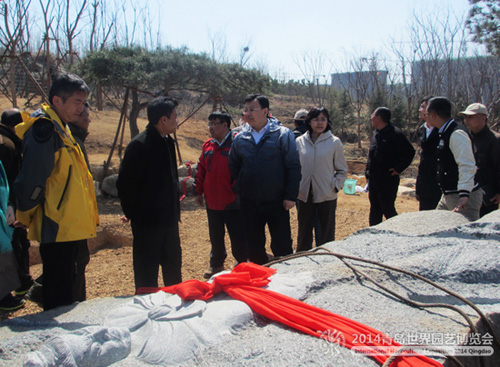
left=137, top=263, right=443, bottom=367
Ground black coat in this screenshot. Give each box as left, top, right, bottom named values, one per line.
left=117, top=125, right=180, bottom=226
left=415, top=124, right=440, bottom=198
left=365, top=123, right=415, bottom=181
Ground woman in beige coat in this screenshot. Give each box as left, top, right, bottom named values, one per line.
left=296, top=107, right=348, bottom=251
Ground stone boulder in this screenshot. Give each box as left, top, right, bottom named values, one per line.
left=1, top=210, right=499, bottom=366
left=101, top=174, right=118, bottom=197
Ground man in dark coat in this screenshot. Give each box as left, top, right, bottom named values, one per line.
left=415, top=97, right=442, bottom=211
left=0, top=109, right=30, bottom=310
left=117, top=97, right=181, bottom=290
left=365, top=107, right=415, bottom=226
left=459, top=103, right=500, bottom=217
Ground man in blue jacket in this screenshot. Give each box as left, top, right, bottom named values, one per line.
left=228, top=94, right=301, bottom=265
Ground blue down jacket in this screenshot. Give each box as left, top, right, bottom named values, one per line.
left=228, top=119, right=301, bottom=202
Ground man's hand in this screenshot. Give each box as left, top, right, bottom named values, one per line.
left=490, top=193, right=500, bottom=205
left=6, top=206, right=15, bottom=226
left=120, top=215, right=130, bottom=223
left=283, top=200, right=295, bottom=211
left=195, top=195, right=204, bottom=207
left=13, top=221, right=27, bottom=229
left=453, top=196, right=469, bottom=212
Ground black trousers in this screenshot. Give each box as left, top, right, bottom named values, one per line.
left=240, top=199, right=293, bottom=265
left=368, top=176, right=399, bottom=226
left=40, top=240, right=88, bottom=311
left=418, top=192, right=442, bottom=211
left=131, top=220, right=182, bottom=289
left=480, top=203, right=499, bottom=218
left=11, top=227, right=33, bottom=289
left=206, top=208, right=247, bottom=267
left=297, top=193, right=337, bottom=252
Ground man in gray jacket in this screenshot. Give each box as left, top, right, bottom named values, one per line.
left=228, top=94, right=301, bottom=265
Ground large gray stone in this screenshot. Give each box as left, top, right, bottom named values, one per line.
left=1, top=210, right=499, bottom=366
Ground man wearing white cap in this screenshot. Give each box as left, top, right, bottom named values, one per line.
left=292, top=109, right=308, bottom=139
left=459, top=103, right=500, bottom=216
left=425, top=97, right=482, bottom=221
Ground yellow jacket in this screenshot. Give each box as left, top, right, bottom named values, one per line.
left=14, top=104, right=98, bottom=243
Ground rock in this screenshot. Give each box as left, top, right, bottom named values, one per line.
left=397, top=185, right=416, bottom=197
left=1, top=210, right=499, bottom=366
left=91, top=166, right=117, bottom=182
left=94, top=181, right=103, bottom=197
left=177, top=163, right=197, bottom=178
left=178, top=177, right=195, bottom=197
left=101, top=174, right=118, bottom=197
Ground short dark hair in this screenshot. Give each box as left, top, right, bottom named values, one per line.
left=49, top=73, right=89, bottom=105
left=244, top=94, right=269, bottom=110
left=420, top=95, right=434, bottom=104
left=147, top=96, right=179, bottom=125
left=208, top=111, right=231, bottom=128
left=427, top=97, right=452, bottom=120
left=305, top=107, right=332, bottom=134
left=1, top=108, right=23, bottom=127
left=374, top=107, right=391, bottom=124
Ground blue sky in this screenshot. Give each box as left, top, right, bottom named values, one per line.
left=145, top=0, right=472, bottom=80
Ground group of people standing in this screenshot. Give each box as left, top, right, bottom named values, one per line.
left=1, top=75, right=498, bottom=313
left=193, top=95, right=348, bottom=279
left=366, top=96, right=499, bottom=227
left=117, top=93, right=349, bottom=288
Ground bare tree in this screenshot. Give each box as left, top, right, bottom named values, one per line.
left=293, top=49, right=333, bottom=107
left=207, top=28, right=228, bottom=63
left=0, top=0, right=32, bottom=107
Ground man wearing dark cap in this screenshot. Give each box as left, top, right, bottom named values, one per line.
left=459, top=103, right=500, bottom=216
left=0, top=109, right=30, bottom=310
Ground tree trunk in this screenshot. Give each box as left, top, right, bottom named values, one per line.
left=9, top=57, right=18, bottom=108
left=128, top=89, right=147, bottom=138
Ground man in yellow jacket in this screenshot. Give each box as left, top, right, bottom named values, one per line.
left=14, top=73, right=98, bottom=311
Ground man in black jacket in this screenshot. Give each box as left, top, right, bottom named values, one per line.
left=365, top=107, right=415, bottom=226
left=0, top=109, right=31, bottom=311
left=117, top=97, right=181, bottom=290
left=415, top=96, right=442, bottom=211
left=459, top=103, right=500, bottom=217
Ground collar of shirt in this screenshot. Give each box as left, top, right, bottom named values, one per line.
left=212, top=131, right=231, bottom=147
left=424, top=123, right=434, bottom=138
left=439, top=118, right=454, bottom=134
left=250, top=120, right=270, bottom=144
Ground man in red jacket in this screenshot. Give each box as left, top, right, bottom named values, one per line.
left=195, top=111, right=247, bottom=278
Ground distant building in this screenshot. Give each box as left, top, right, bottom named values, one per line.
left=331, top=70, right=388, bottom=101
left=411, top=56, right=500, bottom=107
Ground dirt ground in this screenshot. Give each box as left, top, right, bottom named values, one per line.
left=0, top=98, right=419, bottom=320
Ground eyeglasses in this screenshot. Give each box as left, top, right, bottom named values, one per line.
left=242, top=108, right=263, bottom=114
left=207, top=121, right=221, bottom=128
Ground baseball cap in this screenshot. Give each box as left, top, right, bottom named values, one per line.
left=294, top=109, right=308, bottom=120
left=458, top=103, right=488, bottom=116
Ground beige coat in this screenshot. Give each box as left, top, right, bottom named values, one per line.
left=296, top=130, right=348, bottom=203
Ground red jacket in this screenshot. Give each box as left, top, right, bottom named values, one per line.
left=195, top=133, right=238, bottom=210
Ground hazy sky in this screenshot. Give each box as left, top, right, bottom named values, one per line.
left=145, top=0, right=472, bottom=80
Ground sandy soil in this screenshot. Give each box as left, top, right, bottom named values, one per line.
left=0, top=98, right=419, bottom=320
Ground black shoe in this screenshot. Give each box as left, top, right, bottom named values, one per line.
left=203, top=266, right=225, bottom=279
left=26, top=283, right=43, bottom=308
left=14, top=279, right=35, bottom=297
left=0, top=293, right=26, bottom=311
